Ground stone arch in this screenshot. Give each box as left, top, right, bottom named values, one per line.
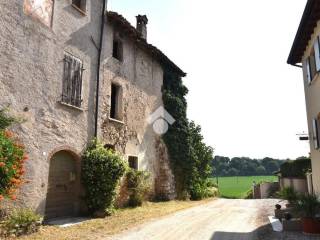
left=45, top=146, right=82, bottom=219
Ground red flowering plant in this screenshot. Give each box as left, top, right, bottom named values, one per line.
left=0, top=110, right=27, bottom=202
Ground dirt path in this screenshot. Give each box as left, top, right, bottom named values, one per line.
left=106, top=199, right=279, bottom=240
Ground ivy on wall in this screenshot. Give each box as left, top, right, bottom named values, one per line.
left=162, top=71, right=192, bottom=199
left=162, top=70, right=213, bottom=200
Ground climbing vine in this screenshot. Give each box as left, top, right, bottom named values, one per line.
left=162, top=70, right=213, bottom=200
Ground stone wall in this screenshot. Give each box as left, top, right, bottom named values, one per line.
left=99, top=22, right=176, bottom=199
left=0, top=0, right=176, bottom=216
left=0, top=0, right=103, bottom=215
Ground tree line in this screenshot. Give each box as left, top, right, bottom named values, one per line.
left=211, top=156, right=284, bottom=177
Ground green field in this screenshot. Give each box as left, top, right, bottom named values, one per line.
left=213, top=176, right=278, bottom=198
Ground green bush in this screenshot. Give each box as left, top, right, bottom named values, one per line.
left=280, top=158, right=311, bottom=178
left=295, top=194, right=320, bottom=218
left=0, top=109, right=15, bottom=130
left=189, top=181, right=217, bottom=200
left=0, top=109, right=27, bottom=202
left=81, top=140, right=126, bottom=215
left=0, top=208, right=42, bottom=237
left=126, top=169, right=151, bottom=207
left=244, top=189, right=253, bottom=199
left=278, top=187, right=298, bottom=203
left=206, top=178, right=218, bottom=188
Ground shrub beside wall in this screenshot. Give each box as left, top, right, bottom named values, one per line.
left=81, top=140, right=126, bottom=216
left=280, top=158, right=311, bottom=178
left=0, top=209, right=41, bottom=237
left=126, top=169, right=151, bottom=207
left=162, top=71, right=214, bottom=200
left=0, top=110, right=27, bottom=202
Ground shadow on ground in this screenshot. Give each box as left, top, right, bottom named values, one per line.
left=45, top=217, right=90, bottom=228
left=211, top=223, right=320, bottom=240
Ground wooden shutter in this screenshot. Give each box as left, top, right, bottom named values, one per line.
left=314, top=36, right=320, bottom=72
left=312, top=119, right=319, bottom=149
left=75, top=59, right=83, bottom=107
left=306, top=58, right=312, bottom=84
left=62, top=55, right=72, bottom=104
left=62, top=53, right=83, bottom=107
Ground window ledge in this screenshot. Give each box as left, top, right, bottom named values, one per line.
left=109, top=117, right=124, bottom=124
left=58, top=101, right=84, bottom=111
left=71, top=4, right=87, bottom=16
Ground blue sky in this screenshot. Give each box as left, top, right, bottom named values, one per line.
left=108, top=0, right=310, bottom=159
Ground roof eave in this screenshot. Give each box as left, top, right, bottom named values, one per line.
left=287, top=0, right=320, bottom=65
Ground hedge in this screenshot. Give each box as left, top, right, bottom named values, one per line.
left=280, top=158, right=311, bottom=178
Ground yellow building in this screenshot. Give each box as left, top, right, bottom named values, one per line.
left=288, top=0, right=320, bottom=195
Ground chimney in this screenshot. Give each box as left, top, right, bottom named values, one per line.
left=136, top=15, right=148, bottom=40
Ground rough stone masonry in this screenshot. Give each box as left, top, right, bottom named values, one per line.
left=0, top=0, right=185, bottom=218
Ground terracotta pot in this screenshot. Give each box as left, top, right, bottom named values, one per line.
left=302, top=217, right=320, bottom=234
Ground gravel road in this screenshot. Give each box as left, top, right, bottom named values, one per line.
left=106, top=199, right=280, bottom=240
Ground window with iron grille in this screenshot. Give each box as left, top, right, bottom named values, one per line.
left=62, top=53, right=83, bottom=108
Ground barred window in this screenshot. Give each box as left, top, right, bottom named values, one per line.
left=62, top=53, right=83, bottom=108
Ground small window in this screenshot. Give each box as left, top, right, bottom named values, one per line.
left=307, top=53, right=317, bottom=83
left=128, top=156, right=138, bottom=170
left=113, top=39, right=123, bottom=61
left=62, top=53, right=83, bottom=108
left=104, top=144, right=115, bottom=151
left=110, top=83, right=122, bottom=120
left=312, top=118, right=320, bottom=150
left=314, top=36, right=320, bottom=72
left=306, top=36, right=320, bottom=84
left=72, top=0, right=86, bottom=13
left=24, top=0, right=54, bottom=27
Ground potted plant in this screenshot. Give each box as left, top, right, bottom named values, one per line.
left=278, top=187, right=298, bottom=208
left=275, top=204, right=281, bottom=210
left=274, top=204, right=283, bottom=219
left=295, top=194, right=320, bottom=234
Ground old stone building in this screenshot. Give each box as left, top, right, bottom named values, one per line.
left=0, top=0, right=185, bottom=219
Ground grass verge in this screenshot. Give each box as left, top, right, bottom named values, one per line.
left=17, top=199, right=214, bottom=240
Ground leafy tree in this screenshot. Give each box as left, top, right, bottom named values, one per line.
left=256, top=166, right=266, bottom=175
left=162, top=71, right=213, bottom=200
left=228, top=168, right=239, bottom=176
left=188, top=121, right=213, bottom=200
left=212, top=155, right=286, bottom=177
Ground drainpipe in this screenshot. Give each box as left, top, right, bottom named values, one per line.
left=94, top=0, right=107, bottom=138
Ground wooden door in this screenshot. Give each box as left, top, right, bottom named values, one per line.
left=45, top=151, right=78, bottom=219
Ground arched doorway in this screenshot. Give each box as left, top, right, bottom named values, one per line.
left=45, top=150, right=80, bottom=219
